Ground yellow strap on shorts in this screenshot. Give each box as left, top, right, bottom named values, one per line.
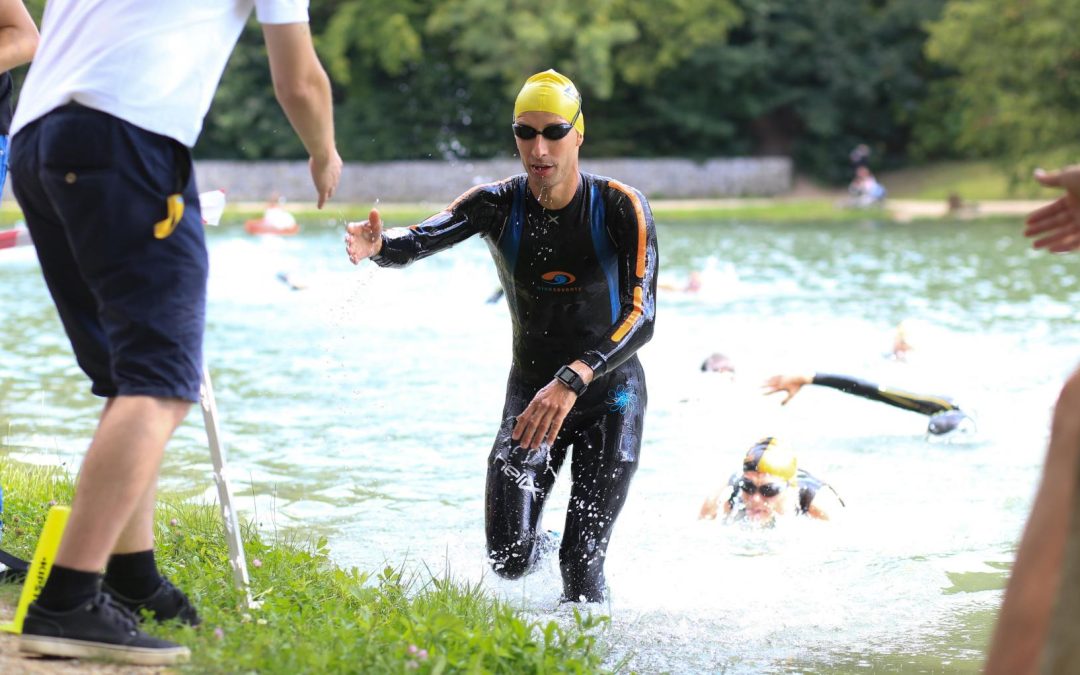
left=154, top=193, right=185, bottom=239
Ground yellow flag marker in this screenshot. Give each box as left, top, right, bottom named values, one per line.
left=0, top=505, right=70, bottom=634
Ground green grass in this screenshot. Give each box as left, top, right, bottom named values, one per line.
left=0, top=461, right=616, bottom=674
left=650, top=199, right=888, bottom=223
left=879, top=160, right=1061, bottom=201
left=222, top=199, right=885, bottom=227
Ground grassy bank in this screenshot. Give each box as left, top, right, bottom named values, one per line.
left=878, top=160, right=1061, bottom=201
left=0, top=159, right=1047, bottom=229
left=0, top=461, right=614, bottom=673
left=214, top=200, right=891, bottom=228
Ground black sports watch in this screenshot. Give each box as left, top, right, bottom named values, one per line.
left=554, top=365, right=588, bottom=396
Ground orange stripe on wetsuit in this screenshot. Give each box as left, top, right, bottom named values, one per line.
left=607, top=180, right=647, bottom=343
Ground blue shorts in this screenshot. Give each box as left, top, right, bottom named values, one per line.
left=10, top=104, right=207, bottom=402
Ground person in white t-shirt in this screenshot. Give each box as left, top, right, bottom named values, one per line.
left=8, top=1, right=341, bottom=665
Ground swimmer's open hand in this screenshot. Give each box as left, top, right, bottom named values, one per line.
left=345, top=209, right=383, bottom=264
left=762, top=374, right=811, bottom=405
left=1026, top=167, right=1080, bottom=252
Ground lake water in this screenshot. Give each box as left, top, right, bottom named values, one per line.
left=2, top=214, right=1078, bottom=673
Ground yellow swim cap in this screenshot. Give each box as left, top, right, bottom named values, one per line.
left=513, top=69, right=584, bottom=137
left=742, top=437, right=797, bottom=483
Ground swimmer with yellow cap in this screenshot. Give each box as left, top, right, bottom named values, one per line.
left=512, top=69, right=585, bottom=210
left=698, top=437, right=845, bottom=523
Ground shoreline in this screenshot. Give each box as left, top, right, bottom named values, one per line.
left=0, top=197, right=1040, bottom=230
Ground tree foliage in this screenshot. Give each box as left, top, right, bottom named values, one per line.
left=19, top=0, right=1024, bottom=182
left=920, top=0, right=1080, bottom=171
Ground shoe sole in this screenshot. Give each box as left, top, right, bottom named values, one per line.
left=19, top=634, right=191, bottom=666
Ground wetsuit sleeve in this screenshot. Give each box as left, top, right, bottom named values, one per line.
left=811, top=373, right=959, bottom=416
left=578, top=182, right=658, bottom=376
left=370, top=183, right=503, bottom=268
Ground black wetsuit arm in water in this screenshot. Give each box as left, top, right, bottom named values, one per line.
left=369, top=180, right=513, bottom=268
left=576, top=182, right=658, bottom=377
left=811, top=373, right=960, bottom=416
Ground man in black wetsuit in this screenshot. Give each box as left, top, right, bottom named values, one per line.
left=344, top=69, right=658, bottom=602
left=763, top=371, right=973, bottom=436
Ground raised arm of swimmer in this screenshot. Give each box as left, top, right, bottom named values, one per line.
left=345, top=209, right=383, bottom=263
left=764, top=372, right=959, bottom=416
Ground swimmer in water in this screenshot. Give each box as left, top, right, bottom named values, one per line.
left=763, top=372, right=973, bottom=436
left=345, top=69, right=658, bottom=603
left=700, top=352, right=736, bottom=377
left=699, top=437, right=844, bottom=523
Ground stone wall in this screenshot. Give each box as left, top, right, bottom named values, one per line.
left=0, top=156, right=792, bottom=204
left=191, top=157, right=792, bottom=203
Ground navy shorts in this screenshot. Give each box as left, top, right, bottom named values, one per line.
left=10, top=104, right=207, bottom=402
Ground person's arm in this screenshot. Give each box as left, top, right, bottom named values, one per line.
left=0, top=0, right=37, bottom=73
left=810, top=373, right=957, bottom=416
left=345, top=182, right=504, bottom=267
left=985, top=169, right=1080, bottom=673
left=699, top=491, right=722, bottom=520
left=986, top=370, right=1080, bottom=674
left=576, top=181, right=659, bottom=378
left=262, top=22, right=341, bottom=209
left=805, top=486, right=845, bottom=521
left=1024, top=166, right=1080, bottom=252
left=763, top=372, right=958, bottom=416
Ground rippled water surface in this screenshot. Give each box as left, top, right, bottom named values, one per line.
left=3, top=215, right=1079, bottom=673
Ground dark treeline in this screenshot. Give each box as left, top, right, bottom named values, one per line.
left=21, top=0, right=1074, bottom=182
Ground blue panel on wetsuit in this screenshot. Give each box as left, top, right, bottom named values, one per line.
left=588, top=183, right=618, bottom=324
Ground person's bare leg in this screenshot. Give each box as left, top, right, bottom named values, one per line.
left=54, top=396, right=190, bottom=572
left=985, top=368, right=1080, bottom=675
left=112, top=476, right=160, bottom=555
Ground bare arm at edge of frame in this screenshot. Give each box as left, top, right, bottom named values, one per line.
left=262, top=21, right=341, bottom=209
left=0, top=0, right=37, bottom=73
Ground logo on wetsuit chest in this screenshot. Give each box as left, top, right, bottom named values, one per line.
left=539, top=270, right=581, bottom=292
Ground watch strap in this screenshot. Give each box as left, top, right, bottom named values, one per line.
left=555, top=365, right=587, bottom=396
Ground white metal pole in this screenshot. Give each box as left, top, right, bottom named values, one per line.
left=199, top=364, right=254, bottom=608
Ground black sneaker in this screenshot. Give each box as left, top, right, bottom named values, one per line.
left=103, top=577, right=201, bottom=626
left=19, top=593, right=190, bottom=666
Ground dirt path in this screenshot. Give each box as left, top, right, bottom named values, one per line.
left=0, top=598, right=170, bottom=674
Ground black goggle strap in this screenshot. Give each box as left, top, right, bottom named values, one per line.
left=568, top=100, right=581, bottom=128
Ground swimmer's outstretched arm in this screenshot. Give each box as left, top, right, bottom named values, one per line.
left=763, top=372, right=958, bottom=416
left=345, top=183, right=506, bottom=266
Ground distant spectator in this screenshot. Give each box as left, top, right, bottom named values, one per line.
left=701, top=352, right=736, bottom=377
left=847, top=166, right=887, bottom=207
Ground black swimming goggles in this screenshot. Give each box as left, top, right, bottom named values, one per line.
left=739, top=478, right=786, bottom=498
left=512, top=105, right=581, bottom=141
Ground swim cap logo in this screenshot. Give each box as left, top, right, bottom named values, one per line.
left=541, top=271, right=577, bottom=286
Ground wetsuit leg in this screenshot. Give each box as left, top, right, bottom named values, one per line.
left=559, top=364, right=645, bottom=602
left=485, top=375, right=569, bottom=580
